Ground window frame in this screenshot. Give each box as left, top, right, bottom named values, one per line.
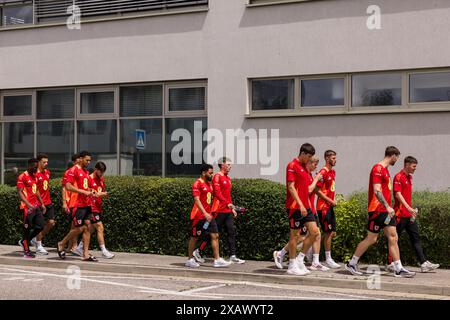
left=76, top=86, right=118, bottom=119
left=407, top=69, right=450, bottom=108
left=164, top=81, right=208, bottom=117
left=119, top=82, right=164, bottom=118
left=299, top=74, right=347, bottom=112
left=0, top=1, right=34, bottom=28
left=0, top=90, right=36, bottom=121
left=248, top=76, right=297, bottom=113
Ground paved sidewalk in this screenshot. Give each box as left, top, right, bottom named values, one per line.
left=0, top=244, right=448, bottom=297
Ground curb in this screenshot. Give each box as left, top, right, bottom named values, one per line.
left=0, top=255, right=448, bottom=297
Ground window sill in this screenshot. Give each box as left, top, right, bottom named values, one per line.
left=246, top=0, right=315, bottom=8
left=0, top=6, right=208, bottom=32
left=245, top=105, right=450, bottom=118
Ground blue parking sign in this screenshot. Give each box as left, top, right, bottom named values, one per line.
left=135, top=129, right=146, bottom=150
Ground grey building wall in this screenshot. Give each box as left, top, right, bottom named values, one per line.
left=1, top=0, right=450, bottom=193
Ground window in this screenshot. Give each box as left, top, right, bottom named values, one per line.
left=352, top=74, right=402, bottom=107
left=252, top=79, right=294, bottom=110
left=37, top=121, right=74, bottom=177
left=78, top=120, right=118, bottom=174
left=410, top=72, right=450, bottom=103
left=1, top=1, right=33, bottom=27
left=166, top=117, right=207, bottom=176
left=120, top=85, right=163, bottom=117
left=79, top=91, right=115, bottom=115
left=2, top=95, right=32, bottom=116
left=301, top=78, right=345, bottom=107
left=37, top=89, right=75, bottom=119
left=168, top=86, right=206, bottom=112
left=3, top=122, right=34, bottom=186
left=120, top=119, right=162, bottom=176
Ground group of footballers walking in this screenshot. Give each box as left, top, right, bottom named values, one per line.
left=17, top=151, right=114, bottom=261
left=187, top=144, right=439, bottom=278
left=16, top=144, right=440, bottom=277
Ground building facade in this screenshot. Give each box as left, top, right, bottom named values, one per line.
left=1, top=0, right=450, bottom=194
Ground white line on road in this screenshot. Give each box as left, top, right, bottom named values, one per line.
left=0, top=266, right=221, bottom=299
left=182, top=284, right=227, bottom=294
left=2, top=277, right=25, bottom=281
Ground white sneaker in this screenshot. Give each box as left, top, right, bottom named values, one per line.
left=287, top=264, right=309, bottom=276
left=36, top=246, right=48, bottom=255
left=213, top=258, right=232, bottom=268
left=325, top=259, right=341, bottom=269
left=102, top=250, right=115, bottom=259
left=71, top=247, right=83, bottom=257
left=31, top=238, right=38, bottom=247
left=18, top=240, right=24, bottom=249
left=421, top=261, right=440, bottom=272
left=230, top=255, right=245, bottom=264
left=185, top=258, right=200, bottom=268
left=193, top=249, right=205, bottom=264
left=385, top=262, right=395, bottom=273
left=273, top=251, right=284, bottom=269
left=345, top=263, right=363, bottom=276
left=309, top=262, right=330, bottom=271
left=295, top=258, right=311, bottom=274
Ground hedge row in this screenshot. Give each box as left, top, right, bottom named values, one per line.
left=0, top=177, right=448, bottom=267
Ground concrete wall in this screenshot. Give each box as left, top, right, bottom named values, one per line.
left=1, top=0, right=450, bottom=193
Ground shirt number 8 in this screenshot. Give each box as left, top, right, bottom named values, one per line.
left=83, top=178, right=89, bottom=189
left=207, top=192, right=212, bottom=205
left=43, top=180, right=48, bottom=191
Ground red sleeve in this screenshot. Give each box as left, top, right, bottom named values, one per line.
left=372, top=165, right=383, bottom=184
left=192, top=180, right=201, bottom=198
left=66, top=167, right=76, bottom=185
left=286, top=163, right=296, bottom=182
left=393, top=174, right=403, bottom=193
left=213, top=174, right=227, bottom=204
left=316, top=168, right=327, bottom=189
left=17, top=174, right=24, bottom=189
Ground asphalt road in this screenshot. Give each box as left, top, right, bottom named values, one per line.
left=0, top=264, right=447, bottom=301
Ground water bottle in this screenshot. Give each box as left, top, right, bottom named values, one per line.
left=203, top=221, right=210, bottom=230
left=410, top=208, right=418, bottom=223
left=384, top=212, right=392, bottom=225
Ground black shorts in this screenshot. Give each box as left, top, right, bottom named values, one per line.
left=91, top=212, right=103, bottom=224
left=287, top=209, right=316, bottom=230
left=71, top=207, right=92, bottom=227
left=319, top=207, right=336, bottom=233
left=21, top=207, right=45, bottom=230
left=367, top=211, right=397, bottom=233
left=191, top=219, right=218, bottom=238
left=43, top=204, right=55, bottom=221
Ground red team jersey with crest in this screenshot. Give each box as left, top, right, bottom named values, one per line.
left=62, top=166, right=78, bottom=208
left=286, top=158, right=310, bottom=212
left=316, top=168, right=336, bottom=211
left=211, top=172, right=232, bottom=213
left=307, top=173, right=317, bottom=215
left=90, top=174, right=106, bottom=213
left=36, top=169, right=52, bottom=206
left=17, top=171, right=40, bottom=213
left=190, top=178, right=213, bottom=221
left=368, top=164, right=392, bottom=213
left=393, top=170, right=413, bottom=218
left=66, top=165, right=92, bottom=208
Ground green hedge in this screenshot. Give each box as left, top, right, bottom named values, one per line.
left=0, top=177, right=449, bottom=267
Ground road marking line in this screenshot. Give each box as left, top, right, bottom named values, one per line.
left=22, top=279, right=44, bottom=282
left=0, top=266, right=219, bottom=299
left=182, top=284, right=227, bottom=294
left=2, top=277, right=25, bottom=281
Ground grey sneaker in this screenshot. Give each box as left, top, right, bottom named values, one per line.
left=102, top=250, right=115, bottom=259
left=230, top=255, right=245, bottom=264
left=193, top=249, right=205, bottom=264
left=421, top=261, right=440, bottom=273
left=394, top=268, right=416, bottom=278
left=345, top=263, right=363, bottom=276
left=273, top=251, right=284, bottom=269
left=36, top=246, right=49, bottom=255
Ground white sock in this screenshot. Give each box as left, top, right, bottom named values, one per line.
left=279, top=248, right=287, bottom=257
left=100, top=244, right=107, bottom=252
left=297, top=252, right=305, bottom=264
left=36, top=240, right=42, bottom=247
left=313, top=254, right=320, bottom=265
left=288, top=259, right=296, bottom=268
left=349, top=255, right=359, bottom=266
left=394, top=260, right=403, bottom=272
left=325, top=251, right=332, bottom=261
